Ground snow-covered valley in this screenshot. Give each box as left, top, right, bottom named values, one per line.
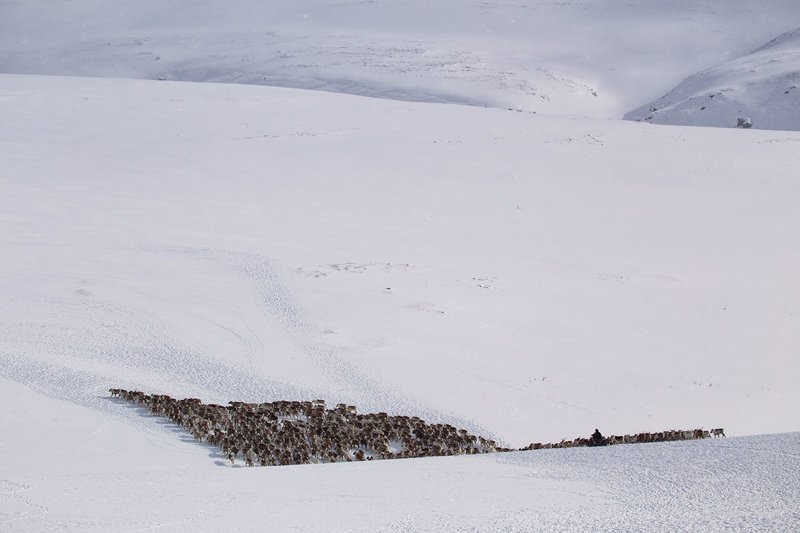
left=2, top=0, right=800, bottom=127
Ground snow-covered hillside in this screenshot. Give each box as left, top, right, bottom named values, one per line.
left=627, top=27, right=800, bottom=130
left=2, top=73, right=798, bottom=447
left=2, top=0, right=799, bottom=124
left=1, top=2, right=799, bottom=529
left=3, top=379, right=798, bottom=532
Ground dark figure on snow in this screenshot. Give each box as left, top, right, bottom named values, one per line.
left=589, top=428, right=607, bottom=447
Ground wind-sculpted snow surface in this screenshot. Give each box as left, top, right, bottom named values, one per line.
left=495, top=433, right=800, bottom=531
left=3, top=394, right=799, bottom=533
left=627, top=27, right=800, bottom=130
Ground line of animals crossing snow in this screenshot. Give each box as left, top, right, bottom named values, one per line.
left=110, top=389, right=725, bottom=467
left=520, top=427, right=725, bottom=451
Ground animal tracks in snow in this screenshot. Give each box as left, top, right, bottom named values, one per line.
left=0, top=480, right=49, bottom=526
left=293, top=262, right=423, bottom=277
left=406, top=302, right=447, bottom=315
left=472, top=276, right=498, bottom=289
left=0, top=241, right=489, bottom=443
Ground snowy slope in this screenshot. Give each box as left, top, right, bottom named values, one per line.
left=2, top=375, right=798, bottom=531
left=2, top=0, right=799, bottom=121
left=626, top=27, right=800, bottom=130
left=2, top=2, right=799, bottom=530
left=2, top=42, right=800, bottom=532
left=2, top=74, right=798, bottom=448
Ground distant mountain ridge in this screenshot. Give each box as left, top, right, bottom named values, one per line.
left=625, top=27, right=800, bottom=131
left=1, top=0, right=799, bottom=127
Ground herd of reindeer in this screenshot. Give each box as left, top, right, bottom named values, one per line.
left=110, top=388, right=725, bottom=467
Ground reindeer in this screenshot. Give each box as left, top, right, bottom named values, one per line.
left=112, top=390, right=506, bottom=466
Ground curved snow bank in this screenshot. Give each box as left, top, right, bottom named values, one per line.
left=626, top=27, right=800, bottom=131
